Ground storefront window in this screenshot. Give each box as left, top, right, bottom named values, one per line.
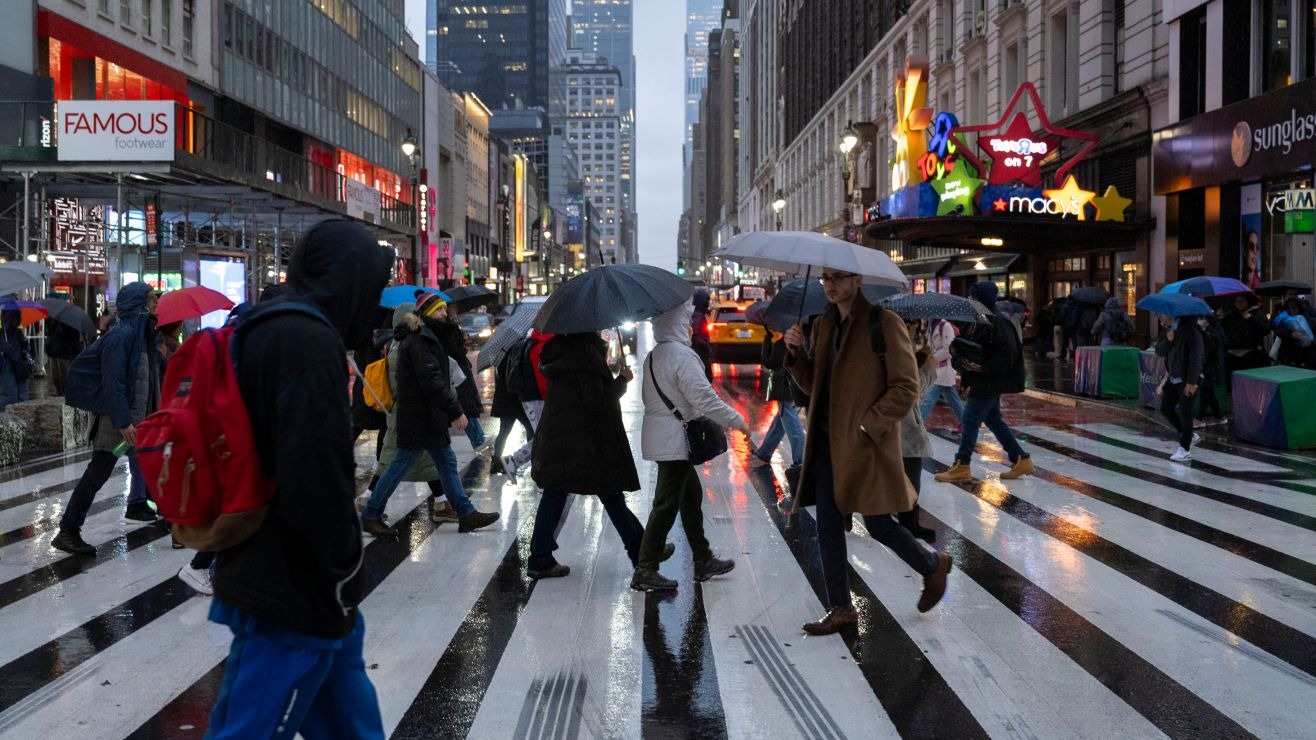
left=1262, top=0, right=1293, bottom=92
left=1115, top=251, right=1138, bottom=315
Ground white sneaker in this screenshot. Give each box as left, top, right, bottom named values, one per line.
left=178, top=565, right=213, bottom=596
left=1170, top=447, right=1192, bottom=463
left=501, top=455, right=520, bottom=484
left=1191, top=432, right=1202, bottom=446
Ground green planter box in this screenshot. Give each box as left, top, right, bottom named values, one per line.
left=1232, top=366, right=1316, bottom=449
left=1074, top=346, right=1140, bottom=399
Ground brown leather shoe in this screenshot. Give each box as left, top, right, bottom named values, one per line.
left=802, top=607, right=858, bottom=635
left=918, top=552, right=953, bottom=613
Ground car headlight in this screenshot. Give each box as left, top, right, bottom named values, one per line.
left=621, top=321, right=636, bottom=331
left=478, top=328, right=493, bottom=338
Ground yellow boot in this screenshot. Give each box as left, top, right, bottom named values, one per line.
left=934, top=461, right=973, bottom=482
left=1001, top=454, right=1035, bottom=480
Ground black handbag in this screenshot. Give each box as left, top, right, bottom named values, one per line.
left=646, top=352, right=728, bottom=465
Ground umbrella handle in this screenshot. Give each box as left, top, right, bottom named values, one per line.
left=797, top=265, right=812, bottom=358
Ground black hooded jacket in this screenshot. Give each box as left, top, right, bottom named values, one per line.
left=213, top=219, right=392, bottom=639
left=432, top=318, right=483, bottom=419
left=530, top=333, right=640, bottom=496
left=393, top=313, right=465, bottom=450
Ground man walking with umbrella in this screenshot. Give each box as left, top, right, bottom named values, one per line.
left=782, top=270, right=952, bottom=633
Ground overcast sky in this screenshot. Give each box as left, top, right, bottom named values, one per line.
left=402, top=0, right=684, bottom=270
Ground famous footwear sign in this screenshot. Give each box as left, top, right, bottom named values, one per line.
left=57, top=101, right=175, bottom=162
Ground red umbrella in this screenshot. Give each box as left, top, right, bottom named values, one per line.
left=156, top=286, right=235, bottom=325
left=1, top=299, right=49, bottom=328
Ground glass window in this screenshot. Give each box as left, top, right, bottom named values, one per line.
left=183, top=0, right=194, bottom=56
left=1307, top=0, right=1316, bottom=80
left=161, top=0, right=172, bottom=45
left=142, top=0, right=153, bottom=37
left=122, top=0, right=133, bottom=25
left=1262, top=0, right=1293, bottom=91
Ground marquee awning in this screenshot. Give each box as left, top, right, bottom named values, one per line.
left=865, top=215, right=1151, bottom=253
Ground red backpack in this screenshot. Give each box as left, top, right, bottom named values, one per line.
left=136, top=303, right=330, bottom=550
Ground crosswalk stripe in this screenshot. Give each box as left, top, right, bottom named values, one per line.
left=1072, top=422, right=1293, bottom=474
left=922, top=468, right=1315, bottom=737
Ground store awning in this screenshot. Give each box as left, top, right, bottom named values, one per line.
left=942, top=253, right=1019, bottom=278
left=894, top=257, right=953, bottom=279
left=866, top=215, right=1151, bottom=253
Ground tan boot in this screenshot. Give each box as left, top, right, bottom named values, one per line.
left=1000, top=455, right=1035, bottom=480
left=934, top=461, right=973, bottom=482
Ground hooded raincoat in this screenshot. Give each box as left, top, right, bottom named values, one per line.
left=641, top=300, right=744, bottom=462
left=213, top=219, right=393, bottom=640
left=377, top=303, right=439, bottom=481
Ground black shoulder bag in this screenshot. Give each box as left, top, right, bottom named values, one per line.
left=646, top=348, right=728, bottom=465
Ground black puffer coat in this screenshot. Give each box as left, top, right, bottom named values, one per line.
left=432, top=318, right=483, bottom=419
left=530, top=333, right=641, bottom=495
left=393, top=314, right=465, bottom=450
left=490, top=341, right=524, bottom=418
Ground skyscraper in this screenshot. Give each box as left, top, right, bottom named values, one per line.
left=563, top=50, right=624, bottom=263
left=684, top=0, right=723, bottom=154
left=428, top=0, right=568, bottom=113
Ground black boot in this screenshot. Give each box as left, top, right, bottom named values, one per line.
left=898, top=507, right=937, bottom=544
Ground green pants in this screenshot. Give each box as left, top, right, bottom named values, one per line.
left=638, top=460, right=711, bottom=569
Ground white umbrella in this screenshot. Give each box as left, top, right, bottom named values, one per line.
left=0, top=262, right=54, bottom=295
left=714, top=231, right=908, bottom=288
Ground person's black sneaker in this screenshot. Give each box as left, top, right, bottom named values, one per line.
left=659, top=543, right=676, bottom=562
left=361, top=518, right=398, bottom=540
left=51, top=529, right=96, bottom=556
left=458, top=510, right=500, bottom=533
left=694, top=556, right=735, bottom=582
left=630, top=568, right=678, bottom=592
left=122, top=502, right=157, bottom=524
left=528, top=562, right=570, bottom=580
left=488, top=458, right=506, bottom=475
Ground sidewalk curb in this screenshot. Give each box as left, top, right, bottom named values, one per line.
left=1023, top=388, right=1151, bottom=422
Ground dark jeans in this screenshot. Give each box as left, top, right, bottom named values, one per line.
left=954, top=391, right=1027, bottom=465
left=813, top=438, right=936, bottom=611
left=1197, top=385, right=1223, bottom=418
left=903, top=456, right=923, bottom=495
left=638, top=461, right=711, bottom=570
left=1161, top=381, right=1196, bottom=449
left=60, top=449, right=149, bottom=531
left=528, top=488, right=645, bottom=571
left=493, top=409, right=533, bottom=459
left=364, top=444, right=473, bottom=521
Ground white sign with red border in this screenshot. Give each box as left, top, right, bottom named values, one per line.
left=58, top=100, right=175, bottom=162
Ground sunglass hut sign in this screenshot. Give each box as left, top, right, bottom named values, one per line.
left=57, top=101, right=175, bottom=162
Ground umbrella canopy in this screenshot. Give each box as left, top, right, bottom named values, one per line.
left=380, top=284, right=450, bottom=309
left=0, top=262, right=54, bottom=295
left=39, top=298, right=97, bottom=335
left=1256, top=280, right=1312, bottom=297
left=756, top=278, right=900, bottom=332
left=156, top=286, right=236, bottom=326
left=714, top=231, right=908, bottom=287
left=994, top=300, right=1028, bottom=318
left=477, top=300, right=543, bottom=371
left=444, top=284, right=498, bottom=312
left=744, top=300, right=770, bottom=327
left=1069, top=286, right=1111, bottom=305
left=0, top=299, right=48, bottom=328
left=879, top=293, right=986, bottom=324
left=1160, top=275, right=1251, bottom=298
left=1136, top=293, right=1213, bottom=318
left=533, top=263, right=693, bottom=334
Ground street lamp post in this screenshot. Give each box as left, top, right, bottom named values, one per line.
left=401, top=129, right=419, bottom=283
left=839, top=122, right=859, bottom=230
left=771, top=189, right=786, bottom=232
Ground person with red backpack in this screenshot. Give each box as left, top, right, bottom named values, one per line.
left=196, top=220, right=392, bottom=738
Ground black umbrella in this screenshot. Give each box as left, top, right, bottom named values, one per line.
left=1256, top=280, right=1312, bottom=297
left=879, top=293, right=985, bottom=323
left=39, top=298, right=97, bottom=335
left=744, top=300, right=770, bottom=327
left=1070, top=286, right=1111, bottom=305
left=758, top=278, right=901, bottom=333
left=445, top=284, right=498, bottom=312
left=533, top=264, right=694, bottom=334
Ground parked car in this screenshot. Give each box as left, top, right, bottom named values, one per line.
left=457, top=312, right=495, bottom=346
left=708, top=303, right=766, bottom=364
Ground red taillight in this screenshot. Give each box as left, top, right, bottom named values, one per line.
left=708, top=322, right=724, bottom=332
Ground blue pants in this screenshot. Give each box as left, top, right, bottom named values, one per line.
left=464, top=418, right=487, bottom=447
left=919, top=383, right=964, bottom=424
left=954, top=391, right=1026, bottom=465
left=528, top=488, right=644, bottom=571
left=364, top=444, right=474, bottom=521
left=0, top=366, right=28, bottom=410
left=811, top=437, right=936, bottom=610
left=754, top=402, right=804, bottom=466
left=206, top=603, right=383, bottom=739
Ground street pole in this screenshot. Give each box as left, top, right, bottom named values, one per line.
left=20, top=171, right=31, bottom=261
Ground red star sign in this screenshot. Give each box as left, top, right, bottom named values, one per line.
left=947, top=82, right=1101, bottom=188
left=980, top=113, right=1059, bottom=187
left=993, top=197, right=1008, bottom=212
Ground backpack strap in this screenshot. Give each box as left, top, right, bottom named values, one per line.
left=645, top=344, right=686, bottom=423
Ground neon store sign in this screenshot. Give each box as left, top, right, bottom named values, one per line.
left=918, top=112, right=961, bottom=181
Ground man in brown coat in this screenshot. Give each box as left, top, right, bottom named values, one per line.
left=784, top=270, right=952, bottom=635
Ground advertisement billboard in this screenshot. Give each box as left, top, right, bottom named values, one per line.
left=57, top=100, right=175, bottom=162
left=199, top=258, right=247, bottom=329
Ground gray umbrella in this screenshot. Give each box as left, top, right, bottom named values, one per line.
left=477, top=301, right=541, bottom=371
left=879, top=293, right=985, bottom=323
left=39, top=298, right=97, bottom=335
left=533, top=263, right=693, bottom=335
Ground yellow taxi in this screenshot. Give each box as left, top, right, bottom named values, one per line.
left=708, top=302, right=768, bottom=364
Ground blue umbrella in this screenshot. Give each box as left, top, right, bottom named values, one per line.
left=1160, top=276, right=1251, bottom=297
left=380, top=284, right=449, bottom=308
left=1136, top=293, right=1213, bottom=318
left=879, top=293, right=985, bottom=323
left=758, top=279, right=901, bottom=332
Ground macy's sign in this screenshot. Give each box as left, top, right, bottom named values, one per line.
left=57, top=100, right=175, bottom=162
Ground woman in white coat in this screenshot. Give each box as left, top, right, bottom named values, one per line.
left=632, top=299, right=748, bottom=592
left=919, top=318, right=964, bottom=428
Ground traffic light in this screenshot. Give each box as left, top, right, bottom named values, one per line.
left=677, top=265, right=686, bottom=276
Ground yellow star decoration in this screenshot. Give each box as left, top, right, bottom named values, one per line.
left=1091, top=185, right=1133, bottom=222
left=1042, top=175, right=1097, bottom=221
left=889, top=55, right=933, bottom=191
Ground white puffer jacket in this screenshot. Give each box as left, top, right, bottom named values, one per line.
left=641, top=300, right=746, bottom=462
left=927, top=319, right=958, bottom=387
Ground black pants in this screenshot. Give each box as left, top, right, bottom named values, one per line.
left=1161, top=381, right=1196, bottom=449
left=903, top=456, right=923, bottom=495
left=1197, top=385, right=1223, bottom=418
left=637, top=461, right=711, bottom=570
left=493, top=408, right=533, bottom=459
left=813, top=438, right=936, bottom=611
left=61, top=450, right=118, bottom=532
left=191, top=551, right=215, bottom=570
left=528, top=488, right=644, bottom=571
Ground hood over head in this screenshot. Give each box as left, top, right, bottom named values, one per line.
left=692, top=289, right=710, bottom=312
left=286, top=219, right=393, bottom=346
left=652, top=299, right=694, bottom=345
left=968, top=280, right=998, bottom=307
left=1103, top=297, right=1122, bottom=312
left=116, top=282, right=153, bottom=319
left=539, top=333, right=607, bottom=377
left=392, top=302, right=416, bottom=329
